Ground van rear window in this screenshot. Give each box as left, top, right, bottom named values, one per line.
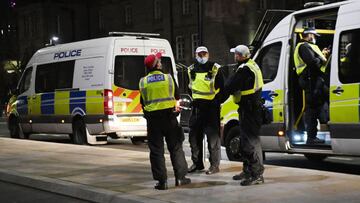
left=114, top=55, right=174, bottom=90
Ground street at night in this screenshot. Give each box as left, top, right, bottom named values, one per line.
left=1, top=0, right=360, bottom=202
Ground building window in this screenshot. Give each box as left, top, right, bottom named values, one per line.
left=125, top=5, right=133, bottom=25
left=259, top=0, right=267, bottom=10
left=99, top=12, right=104, bottom=31
left=176, top=36, right=185, bottom=60
left=191, top=33, right=199, bottom=54
left=182, top=0, right=191, bottom=15
left=153, top=0, right=162, bottom=20
left=55, top=15, right=61, bottom=35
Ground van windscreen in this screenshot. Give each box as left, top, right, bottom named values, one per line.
left=114, top=55, right=174, bottom=90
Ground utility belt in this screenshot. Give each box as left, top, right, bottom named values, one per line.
left=143, top=108, right=177, bottom=119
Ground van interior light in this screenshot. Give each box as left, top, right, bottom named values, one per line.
left=278, top=130, right=284, bottom=136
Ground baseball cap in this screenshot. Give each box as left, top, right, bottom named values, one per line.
left=230, top=45, right=250, bottom=57
left=195, top=46, right=208, bottom=53
left=144, top=53, right=162, bottom=69
left=303, top=27, right=320, bottom=36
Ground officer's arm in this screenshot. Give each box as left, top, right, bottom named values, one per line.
left=173, top=77, right=180, bottom=100
left=215, top=68, right=227, bottom=103
left=224, top=69, right=243, bottom=95
left=299, top=44, right=322, bottom=69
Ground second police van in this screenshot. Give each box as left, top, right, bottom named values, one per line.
left=7, top=32, right=177, bottom=145
left=221, top=0, right=360, bottom=161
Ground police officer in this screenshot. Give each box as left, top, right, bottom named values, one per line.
left=187, top=46, right=224, bottom=175
left=139, top=53, right=191, bottom=190
left=225, top=45, right=265, bottom=186
left=294, top=28, right=330, bottom=144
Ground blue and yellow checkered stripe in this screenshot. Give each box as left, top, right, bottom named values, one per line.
left=27, top=90, right=104, bottom=116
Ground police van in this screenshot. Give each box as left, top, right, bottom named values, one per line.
left=7, top=32, right=177, bottom=145
left=222, top=0, right=360, bottom=161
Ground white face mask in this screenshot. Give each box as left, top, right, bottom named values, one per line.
left=196, top=56, right=208, bottom=64
left=311, top=38, right=316, bottom=44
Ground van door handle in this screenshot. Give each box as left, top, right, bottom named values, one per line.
left=269, top=91, right=279, bottom=98
left=332, top=87, right=344, bottom=95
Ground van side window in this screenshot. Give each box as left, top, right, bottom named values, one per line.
left=35, top=60, right=75, bottom=93
left=19, top=67, right=33, bottom=94
left=255, top=42, right=282, bottom=84
left=338, top=29, right=360, bottom=84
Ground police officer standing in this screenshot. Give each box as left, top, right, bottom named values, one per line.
left=139, top=53, right=191, bottom=190
left=224, top=45, right=265, bottom=186
left=294, top=28, right=330, bottom=144
left=187, top=46, right=224, bottom=175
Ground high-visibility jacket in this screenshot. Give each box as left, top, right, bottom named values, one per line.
left=188, top=63, right=220, bottom=100
left=233, top=59, right=264, bottom=104
left=139, top=70, right=176, bottom=112
left=294, top=42, right=327, bottom=75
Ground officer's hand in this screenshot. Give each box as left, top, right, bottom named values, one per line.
left=175, top=100, right=181, bottom=113
left=322, top=48, right=330, bottom=58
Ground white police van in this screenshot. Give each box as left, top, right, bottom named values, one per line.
left=7, top=32, right=177, bottom=145
left=222, top=0, right=360, bottom=161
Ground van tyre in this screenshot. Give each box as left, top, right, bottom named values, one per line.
left=304, top=154, right=327, bottom=162
left=225, top=126, right=243, bottom=162
left=131, top=137, right=146, bottom=145
left=72, top=119, right=88, bottom=145
left=9, top=117, right=29, bottom=139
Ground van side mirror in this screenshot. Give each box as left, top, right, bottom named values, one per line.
left=179, top=94, right=192, bottom=110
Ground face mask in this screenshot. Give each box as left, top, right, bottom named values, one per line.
left=311, top=38, right=316, bottom=44
left=196, top=56, right=208, bottom=64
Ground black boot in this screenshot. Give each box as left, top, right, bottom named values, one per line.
left=232, top=172, right=250, bottom=181
left=188, top=164, right=204, bottom=173
left=306, top=137, right=325, bottom=144
left=175, top=177, right=191, bottom=186
left=154, top=181, right=168, bottom=190
left=205, top=166, right=220, bottom=175
left=240, top=175, right=264, bottom=186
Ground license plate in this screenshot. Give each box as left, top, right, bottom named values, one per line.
left=120, top=117, right=140, bottom=122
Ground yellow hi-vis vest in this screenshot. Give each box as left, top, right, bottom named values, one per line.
left=233, top=59, right=264, bottom=104
left=294, top=42, right=327, bottom=75
left=188, top=63, right=220, bottom=100
left=139, top=70, right=176, bottom=112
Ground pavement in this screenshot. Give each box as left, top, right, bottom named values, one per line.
left=0, top=137, right=360, bottom=203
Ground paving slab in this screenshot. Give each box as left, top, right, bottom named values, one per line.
left=0, top=137, right=359, bottom=203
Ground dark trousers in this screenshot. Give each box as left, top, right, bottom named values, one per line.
left=299, top=75, right=327, bottom=139
left=189, top=106, right=221, bottom=168
left=146, top=114, right=188, bottom=182
left=239, top=104, right=264, bottom=178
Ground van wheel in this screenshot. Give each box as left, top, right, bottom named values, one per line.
left=72, top=120, right=88, bottom=145
left=225, top=126, right=243, bottom=162
left=9, top=117, right=30, bottom=139
left=131, top=137, right=146, bottom=145
left=304, top=154, right=327, bottom=162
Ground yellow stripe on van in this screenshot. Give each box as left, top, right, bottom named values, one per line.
left=272, top=89, right=284, bottom=122
left=330, top=84, right=359, bottom=123
left=295, top=28, right=335, bottom=35
left=86, top=90, right=104, bottom=115
left=54, top=91, right=70, bottom=115
left=31, top=94, right=41, bottom=115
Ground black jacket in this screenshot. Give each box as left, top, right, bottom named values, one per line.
left=224, top=58, right=262, bottom=109
left=298, top=40, right=326, bottom=78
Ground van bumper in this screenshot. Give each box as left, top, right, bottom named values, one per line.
left=103, top=114, right=147, bottom=138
